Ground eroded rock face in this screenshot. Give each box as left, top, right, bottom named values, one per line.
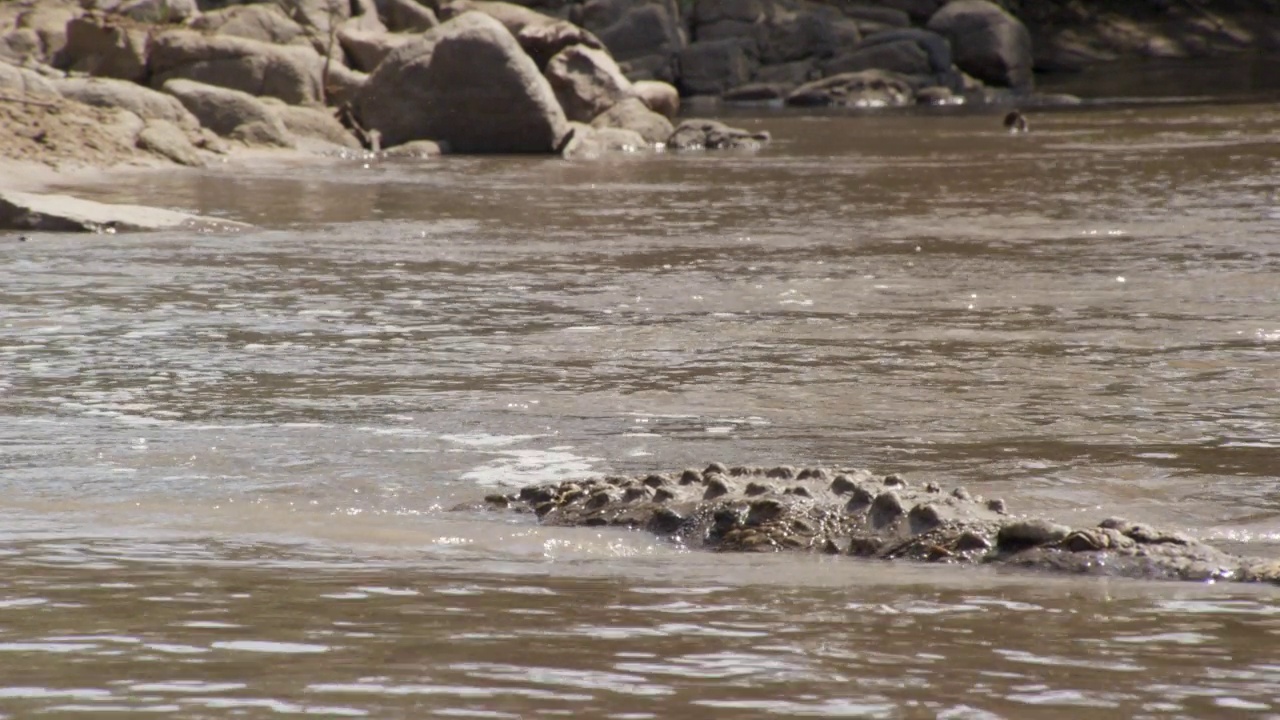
left=357, top=11, right=569, bottom=152
left=475, top=464, right=1280, bottom=585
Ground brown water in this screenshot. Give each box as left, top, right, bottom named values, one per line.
left=2, top=100, right=1280, bottom=718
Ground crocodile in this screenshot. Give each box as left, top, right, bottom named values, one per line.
left=477, top=463, right=1280, bottom=585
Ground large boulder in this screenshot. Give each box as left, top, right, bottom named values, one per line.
left=757, top=2, right=860, bottom=65
left=148, top=30, right=328, bottom=105
left=632, top=79, right=678, bottom=119
left=544, top=44, right=633, bottom=123
left=135, top=119, right=206, bottom=166
left=926, top=0, right=1033, bottom=91
left=589, top=96, right=672, bottom=145
left=441, top=0, right=604, bottom=69
left=356, top=12, right=569, bottom=152
left=0, top=62, right=61, bottom=99
left=679, top=38, right=754, bottom=96
left=260, top=97, right=362, bottom=149
left=188, top=5, right=309, bottom=45
left=8, top=3, right=78, bottom=64
left=820, top=29, right=951, bottom=78
left=55, top=76, right=201, bottom=130
left=54, top=13, right=150, bottom=82
left=786, top=69, right=915, bottom=107
left=578, top=0, right=683, bottom=82
left=338, top=27, right=416, bottom=71
left=162, top=78, right=294, bottom=147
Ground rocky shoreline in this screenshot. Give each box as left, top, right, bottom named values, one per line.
left=2, top=0, right=1277, bottom=231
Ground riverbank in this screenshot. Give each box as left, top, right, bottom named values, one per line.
left=2, top=0, right=1277, bottom=231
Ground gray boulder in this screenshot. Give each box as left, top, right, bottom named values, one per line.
left=667, top=118, right=770, bottom=150
left=758, top=2, right=860, bottom=66
left=162, top=78, right=294, bottom=147
left=188, top=5, right=308, bottom=45
left=632, top=79, right=678, bottom=119
left=55, top=76, right=201, bottom=130
left=148, top=30, right=328, bottom=105
left=559, top=121, right=647, bottom=159
left=54, top=13, right=149, bottom=82
left=876, top=0, right=945, bottom=24
left=579, top=0, right=683, bottom=82
left=0, top=62, right=60, bottom=99
left=787, top=69, right=915, bottom=107
left=0, top=190, right=249, bottom=233
left=441, top=1, right=604, bottom=69
left=679, top=38, right=754, bottom=96
left=7, top=3, right=78, bottom=65
left=589, top=96, right=671, bottom=145
left=821, top=29, right=951, bottom=78
left=357, top=12, right=569, bottom=152
left=926, top=0, right=1033, bottom=91
left=373, top=0, right=439, bottom=32
left=338, top=27, right=416, bottom=72
left=135, top=119, right=205, bottom=166
left=261, top=97, right=362, bottom=149
left=544, top=44, right=633, bottom=123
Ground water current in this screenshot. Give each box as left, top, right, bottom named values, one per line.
left=2, top=84, right=1280, bottom=718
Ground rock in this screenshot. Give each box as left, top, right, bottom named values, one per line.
left=559, top=121, right=646, bottom=158
left=721, top=82, right=787, bottom=103
left=10, top=3, right=78, bottom=65
left=148, top=30, right=328, bottom=106
left=373, top=0, right=439, bottom=32
left=54, top=13, right=150, bottom=82
left=54, top=76, right=200, bottom=130
left=0, top=62, right=60, bottom=99
left=0, top=30, right=42, bottom=65
left=752, top=58, right=815, bottom=86
left=277, top=0, right=359, bottom=37
left=0, top=190, right=249, bottom=233
left=667, top=118, right=771, bottom=150
left=260, top=97, right=362, bottom=149
left=162, top=78, right=294, bottom=147
left=632, top=79, right=678, bottom=119
left=116, top=0, right=200, bottom=24
left=544, top=44, right=633, bottom=123
left=380, top=139, right=446, bottom=158
left=821, top=37, right=933, bottom=78
left=357, top=12, right=569, bottom=152
left=927, top=0, right=1033, bottom=91
left=579, top=0, right=683, bottom=83
left=679, top=38, right=754, bottom=96
left=188, top=5, right=308, bottom=46
left=515, top=18, right=606, bottom=71
left=758, top=2, right=860, bottom=66
left=787, top=69, right=915, bottom=107
left=589, top=96, right=671, bottom=145
left=442, top=0, right=604, bottom=69
left=135, top=119, right=205, bottom=166
left=875, top=0, right=945, bottom=25
left=857, top=28, right=952, bottom=74
left=338, top=27, right=415, bottom=72
left=691, top=0, right=765, bottom=25
left=839, top=5, right=910, bottom=29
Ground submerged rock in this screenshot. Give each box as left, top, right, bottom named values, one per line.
left=0, top=190, right=249, bottom=233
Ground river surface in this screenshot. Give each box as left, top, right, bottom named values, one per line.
left=2, top=94, right=1280, bottom=718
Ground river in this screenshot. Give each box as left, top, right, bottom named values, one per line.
left=2, top=82, right=1279, bottom=718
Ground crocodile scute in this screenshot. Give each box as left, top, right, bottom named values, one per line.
left=477, top=464, right=1280, bottom=585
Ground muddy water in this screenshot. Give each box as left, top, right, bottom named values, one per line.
left=3, top=100, right=1280, bottom=718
